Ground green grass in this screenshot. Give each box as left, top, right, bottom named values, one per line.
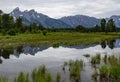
left=92, top=54, right=120, bottom=82
left=91, top=54, right=101, bottom=65
left=0, top=32, right=119, bottom=48
left=0, top=76, right=8, bottom=82
left=64, top=59, right=83, bottom=82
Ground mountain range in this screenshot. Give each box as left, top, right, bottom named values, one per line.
left=10, top=7, right=120, bottom=28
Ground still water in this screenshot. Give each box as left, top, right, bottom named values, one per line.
left=0, top=39, right=120, bottom=82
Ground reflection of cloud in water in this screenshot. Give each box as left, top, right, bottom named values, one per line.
left=0, top=43, right=120, bottom=82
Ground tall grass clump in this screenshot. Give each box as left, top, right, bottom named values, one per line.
left=0, top=76, right=8, bottom=82
left=56, top=72, right=61, bottom=82
left=14, top=72, right=29, bottom=82
left=99, top=65, right=109, bottom=81
left=31, top=65, right=52, bottom=82
left=91, top=54, right=101, bottom=66
left=103, top=54, right=107, bottom=64
left=108, top=55, right=118, bottom=65
left=62, top=61, right=68, bottom=71
left=92, top=54, right=120, bottom=82
left=66, top=60, right=83, bottom=82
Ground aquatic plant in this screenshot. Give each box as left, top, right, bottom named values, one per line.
left=83, top=54, right=90, bottom=58
left=103, top=54, right=107, bottom=64
left=109, top=65, right=120, bottom=82
left=69, top=60, right=83, bottom=82
left=93, top=55, right=120, bottom=82
left=14, top=72, right=29, bottom=82
left=92, top=70, right=98, bottom=82
left=46, top=73, right=52, bottom=82
left=62, top=61, right=68, bottom=71
left=108, top=55, right=118, bottom=65
left=99, top=65, right=109, bottom=80
left=31, top=65, right=53, bottom=82
left=56, top=72, right=61, bottom=82
left=0, top=76, right=8, bottom=82
left=91, top=54, right=101, bottom=65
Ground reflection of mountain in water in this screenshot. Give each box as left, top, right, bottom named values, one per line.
left=14, top=46, right=49, bottom=58
left=115, top=39, right=120, bottom=48
left=0, top=38, right=120, bottom=64
left=62, top=44, right=97, bottom=49
left=0, top=46, right=49, bottom=64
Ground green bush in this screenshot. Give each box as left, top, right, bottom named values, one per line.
left=42, top=30, right=47, bottom=36
left=6, top=29, right=17, bottom=36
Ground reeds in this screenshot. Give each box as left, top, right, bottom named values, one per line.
left=31, top=65, right=52, bottom=82
left=0, top=76, right=8, bottom=82
left=92, top=54, right=120, bottom=82
left=91, top=54, right=101, bottom=65
left=63, top=59, right=83, bottom=82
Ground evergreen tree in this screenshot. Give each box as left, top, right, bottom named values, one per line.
left=16, top=17, right=23, bottom=28
left=8, top=16, right=14, bottom=28
left=0, top=10, right=2, bottom=15
left=2, top=14, right=10, bottom=28
left=100, top=18, right=106, bottom=32
left=106, top=19, right=115, bottom=32
left=0, top=10, right=3, bottom=29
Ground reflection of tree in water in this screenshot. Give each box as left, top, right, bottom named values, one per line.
left=0, top=57, right=2, bottom=64
left=100, top=40, right=116, bottom=49
left=107, top=40, right=116, bottom=49
left=100, top=41, right=106, bottom=49
left=16, top=46, right=23, bottom=54
left=0, top=48, right=14, bottom=59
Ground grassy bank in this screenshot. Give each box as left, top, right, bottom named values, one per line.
left=0, top=32, right=120, bottom=48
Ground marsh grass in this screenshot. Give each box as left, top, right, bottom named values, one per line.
left=91, top=54, right=101, bottom=66
left=14, top=72, right=29, bottom=82
left=31, top=65, right=51, bottom=82
left=92, top=54, right=120, bottom=82
left=0, top=76, right=8, bottom=82
left=83, top=54, right=90, bottom=58
left=103, top=54, right=107, bottom=64
left=56, top=72, right=61, bottom=82
left=92, top=70, right=98, bottom=81
left=0, top=54, right=120, bottom=82
left=0, top=32, right=119, bottom=48
left=62, top=61, right=68, bottom=71
left=63, top=60, right=83, bottom=82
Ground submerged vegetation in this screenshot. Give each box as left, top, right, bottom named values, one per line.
left=0, top=53, right=120, bottom=82
left=92, top=55, right=120, bottom=82
left=0, top=76, right=8, bottom=82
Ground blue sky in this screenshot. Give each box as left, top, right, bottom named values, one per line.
left=0, top=0, right=120, bottom=18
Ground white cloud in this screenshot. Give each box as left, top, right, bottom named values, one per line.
left=0, top=0, right=120, bottom=18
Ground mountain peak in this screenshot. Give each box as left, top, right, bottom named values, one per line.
left=13, top=7, right=20, bottom=11
left=29, top=9, right=36, bottom=13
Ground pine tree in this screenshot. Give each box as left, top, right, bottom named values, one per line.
left=100, top=19, right=106, bottom=32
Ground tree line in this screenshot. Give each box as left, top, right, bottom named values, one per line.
left=0, top=10, right=46, bottom=35
left=0, top=9, right=119, bottom=36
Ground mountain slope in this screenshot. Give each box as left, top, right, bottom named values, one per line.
left=10, top=7, right=120, bottom=28
left=59, top=15, right=101, bottom=27
left=106, top=15, right=120, bottom=27
left=10, top=7, right=71, bottom=28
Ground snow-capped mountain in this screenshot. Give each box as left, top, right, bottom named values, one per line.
left=10, top=7, right=120, bottom=28
left=10, top=7, right=71, bottom=28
